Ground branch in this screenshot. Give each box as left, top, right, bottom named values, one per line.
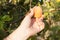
left=30, top=0, right=32, bottom=9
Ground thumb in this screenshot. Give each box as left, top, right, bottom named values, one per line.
left=26, top=8, right=34, bottom=18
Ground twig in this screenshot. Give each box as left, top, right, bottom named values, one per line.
left=20, top=5, right=27, bottom=12
left=30, top=0, right=32, bottom=9
left=49, top=8, right=60, bottom=12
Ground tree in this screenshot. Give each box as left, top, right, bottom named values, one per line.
left=0, top=0, right=60, bottom=40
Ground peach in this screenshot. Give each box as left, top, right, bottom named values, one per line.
left=33, top=6, right=42, bottom=18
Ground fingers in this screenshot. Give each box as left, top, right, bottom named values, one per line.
left=31, top=22, right=41, bottom=33
left=35, top=21, right=45, bottom=31
left=37, top=21, right=45, bottom=31
left=32, top=21, right=45, bottom=33
left=36, top=16, right=45, bottom=31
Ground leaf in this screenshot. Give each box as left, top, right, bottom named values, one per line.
left=24, top=0, right=30, bottom=5
left=49, top=8, right=55, bottom=12
left=0, top=21, right=4, bottom=30
left=49, top=13, right=54, bottom=17
left=46, top=2, right=50, bottom=8
left=1, top=15, right=12, bottom=21
left=12, top=0, right=17, bottom=5
left=44, top=12, right=49, bottom=17
left=50, top=2, right=54, bottom=7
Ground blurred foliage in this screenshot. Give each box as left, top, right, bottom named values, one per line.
left=0, top=0, right=60, bottom=40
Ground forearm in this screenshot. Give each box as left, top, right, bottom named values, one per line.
left=4, top=26, right=30, bottom=40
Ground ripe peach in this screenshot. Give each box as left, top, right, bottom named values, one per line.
left=33, top=6, right=42, bottom=18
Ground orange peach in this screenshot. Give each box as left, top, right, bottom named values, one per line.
left=33, top=6, right=42, bottom=18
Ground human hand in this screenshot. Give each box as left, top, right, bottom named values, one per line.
left=19, top=8, right=45, bottom=37
left=4, top=7, right=45, bottom=40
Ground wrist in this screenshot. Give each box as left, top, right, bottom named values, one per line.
left=19, top=29, right=30, bottom=40
left=4, top=26, right=30, bottom=40
left=18, top=26, right=30, bottom=39
left=14, top=26, right=30, bottom=40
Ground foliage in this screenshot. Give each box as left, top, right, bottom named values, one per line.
left=0, top=0, right=60, bottom=40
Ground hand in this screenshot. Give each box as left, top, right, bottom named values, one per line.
left=20, top=9, right=45, bottom=36
left=4, top=8, right=45, bottom=40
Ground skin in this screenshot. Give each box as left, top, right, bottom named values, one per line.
left=4, top=8, right=45, bottom=40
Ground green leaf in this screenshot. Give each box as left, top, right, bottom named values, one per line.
left=0, top=21, right=4, bottom=30
left=44, top=12, right=49, bottom=17
left=1, top=15, right=12, bottom=21
left=49, top=13, right=54, bottom=17
left=24, top=0, right=30, bottom=5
